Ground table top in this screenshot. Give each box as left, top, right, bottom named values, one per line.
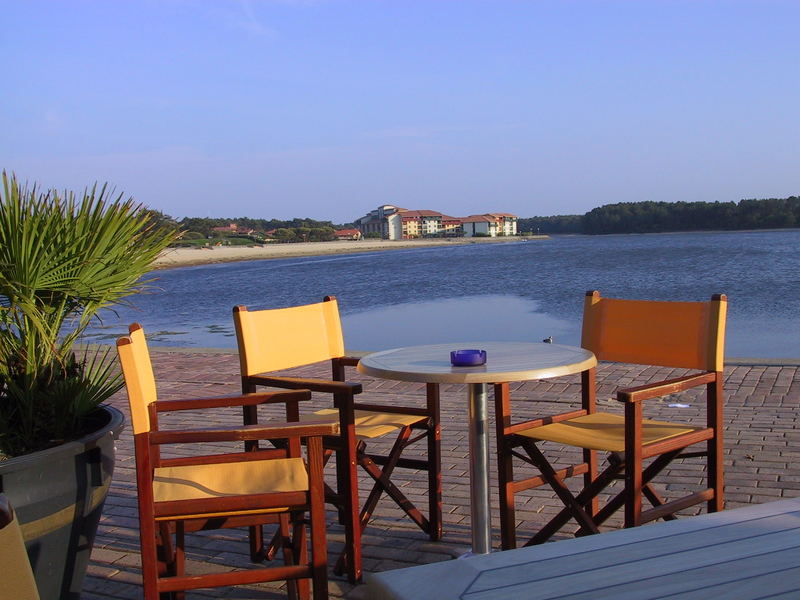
left=357, top=341, right=596, bottom=384
left=366, top=497, right=800, bottom=600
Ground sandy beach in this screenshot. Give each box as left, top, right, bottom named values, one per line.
left=152, top=236, right=544, bottom=269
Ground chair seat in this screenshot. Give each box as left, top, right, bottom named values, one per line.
left=153, top=457, right=308, bottom=506
left=516, top=412, right=698, bottom=452
left=302, top=408, right=426, bottom=440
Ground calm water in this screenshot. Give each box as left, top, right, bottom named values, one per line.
left=86, top=230, right=800, bottom=358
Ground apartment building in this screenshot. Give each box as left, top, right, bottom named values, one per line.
left=461, top=213, right=518, bottom=237
left=355, top=205, right=404, bottom=239
left=356, top=206, right=517, bottom=239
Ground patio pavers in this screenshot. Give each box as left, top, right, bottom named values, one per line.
left=83, top=349, right=800, bottom=599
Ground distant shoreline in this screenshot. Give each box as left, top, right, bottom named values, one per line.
left=152, top=236, right=547, bottom=270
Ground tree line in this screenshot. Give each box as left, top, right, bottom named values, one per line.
left=142, top=214, right=345, bottom=244
left=518, top=196, right=800, bottom=235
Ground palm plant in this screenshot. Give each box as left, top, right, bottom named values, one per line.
left=0, top=171, right=178, bottom=457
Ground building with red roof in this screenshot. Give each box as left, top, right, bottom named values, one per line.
left=333, top=228, right=363, bottom=240
left=355, top=206, right=517, bottom=239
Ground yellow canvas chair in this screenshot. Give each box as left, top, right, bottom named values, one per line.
left=117, top=324, right=335, bottom=600
left=494, top=291, right=727, bottom=549
left=233, top=296, right=442, bottom=583
left=0, top=494, right=40, bottom=600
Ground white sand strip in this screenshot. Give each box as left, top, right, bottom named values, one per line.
left=152, top=237, right=544, bottom=269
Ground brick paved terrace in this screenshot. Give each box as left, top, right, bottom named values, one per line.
left=84, top=348, right=800, bottom=599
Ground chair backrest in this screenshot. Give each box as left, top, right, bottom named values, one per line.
left=116, top=323, right=158, bottom=435
left=0, top=495, right=40, bottom=600
left=581, top=290, right=727, bottom=372
left=233, top=297, right=346, bottom=376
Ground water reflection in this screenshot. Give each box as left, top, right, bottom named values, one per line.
left=342, top=295, right=577, bottom=351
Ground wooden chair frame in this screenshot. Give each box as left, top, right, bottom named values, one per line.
left=233, top=296, right=442, bottom=583
left=495, top=291, right=727, bottom=549
left=118, top=325, right=334, bottom=600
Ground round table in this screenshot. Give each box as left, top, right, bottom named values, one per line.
left=358, top=341, right=597, bottom=554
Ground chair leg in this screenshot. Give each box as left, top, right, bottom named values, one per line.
left=307, top=436, right=330, bottom=600
left=156, top=522, right=174, bottom=576
left=278, top=513, right=309, bottom=600
left=291, top=516, right=310, bottom=600
left=497, top=442, right=517, bottom=550
left=248, top=524, right=266, bottom=562
left=581, top=369, right=599, bottom=518
left=173, top=523, right=185, bottom=600
left=426, top=383, right=443, bottom=541
left=334, top=427, right=362, bottom=583
left=624, top=402, right=643, bottom=528
left=242, top=394, right=269, bottom=563
left=583, top=448, right=598, bottom=519
left=494, top=383, right=517, bottom=550
left=708, top=376, right=725, bottom=513
left=141, top=519, right=162, bottom=600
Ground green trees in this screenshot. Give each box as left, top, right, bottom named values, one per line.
left=517, top=215, right=583, bottom=234
left=582, top=198, right=799, bottom=234
left=0, top=172, right=178, bottom=456
left=520, top=197, right=799, bottom=235
left=177, top=216, right=338, bottom=238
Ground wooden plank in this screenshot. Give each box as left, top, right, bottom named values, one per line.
left=520, top=541, right=800, bottom=600
left=651, top=564, right=800, bottom=600
left=462, top=526, right=800, bottom=600
left=463, top=511, right=800, bottom=594
left=366, top=499, right=800, bottom=600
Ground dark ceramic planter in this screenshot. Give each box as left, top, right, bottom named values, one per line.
left=0, top=405, right=125, bottom=600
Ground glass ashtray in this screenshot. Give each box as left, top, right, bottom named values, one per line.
left=450, top=349, right=487, bottom=366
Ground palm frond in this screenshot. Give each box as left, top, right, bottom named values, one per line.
left=0, top=170, right=178, bottom=456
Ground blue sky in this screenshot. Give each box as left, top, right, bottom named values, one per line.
left=2, top=1, right=799, bottom=223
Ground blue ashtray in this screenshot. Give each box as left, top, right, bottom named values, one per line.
left=450, top=349, right=487, bottom=366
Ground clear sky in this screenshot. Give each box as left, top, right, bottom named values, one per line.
left=2, top=1, right=799, bottom=224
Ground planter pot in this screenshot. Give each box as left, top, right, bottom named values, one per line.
left=0, top=405, right=125, bottom=600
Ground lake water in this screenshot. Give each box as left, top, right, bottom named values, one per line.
left=86, top=229, right=800, bottom=358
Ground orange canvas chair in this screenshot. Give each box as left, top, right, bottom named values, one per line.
left=233, top=296, right=442, bottom=583
left=117, top=324, right=335, bottom=600
left=495, top=291, right=727, bottom=549
left=0, top=495, right=40, bottom=600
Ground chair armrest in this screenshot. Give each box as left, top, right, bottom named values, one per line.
left=617, top=372, right=717, bottom=404
left=334, top=351, right=371, bottom=368
left=155, top=390, right=311, bottom=412
left=247, top=375, right=362, bottom=395
left=333, top=356, right=360, bottom=368
left=149, top=420, right=340, bottom=445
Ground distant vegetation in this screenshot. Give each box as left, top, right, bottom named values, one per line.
left=179, top=216, right=340, bottom=236
left=517, top=214, right=584, bottom=234
left=158, top=216, right=342, bottom=246
left=518, top=196, right=800, bottom=235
